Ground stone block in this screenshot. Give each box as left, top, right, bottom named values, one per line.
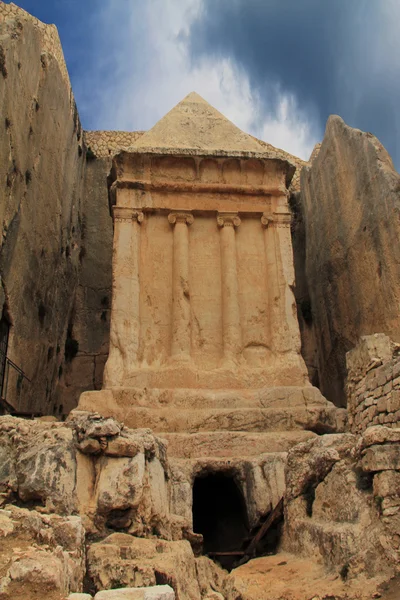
left=383, top=381, right=393, bottom=395
left=362, top=426, right=400, bottom=448
left=388, top=391, right=400, bottom=413
left=94, top=587, right=175, bottom=600
left=365, top=396, right=375, bottom=407
left=105, top=437, right=140, bottom=458
left=78, top=438, right=102, bottom=455
left=361, top=445, right=400, bottom=472
left=373, top=471, right=400, bottom=498
left=377, top=397, right=387, bottom=413
left=393, top=362, right=400, bottom=379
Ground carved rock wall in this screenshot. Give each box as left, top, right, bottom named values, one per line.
left=300, top=115, right=400, bottom=406
left=56, top=157, right=114, bottom=415
left=0, top=5, right=86, bottom=414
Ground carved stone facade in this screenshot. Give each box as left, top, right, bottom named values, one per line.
left=78, top=93, right=344, bottom=534
left=100, top=148, right=305, bottom=390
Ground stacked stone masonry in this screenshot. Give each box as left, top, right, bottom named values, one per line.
left=0, top=2, right=70, bottom=88
left=347, top=335, right=400, bottom=433
left=84, top=131, right=146, bottom=158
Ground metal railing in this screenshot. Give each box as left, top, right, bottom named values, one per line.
left=0, top=349, right=31, bottom=413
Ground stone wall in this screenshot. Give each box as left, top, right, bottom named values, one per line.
left=0, top=4, right=86, bottom=414
left=84, top=130, right=145, bottom=158
left=346, top=334, right=400, bottom=434
left=300, top=115, right=400, bottom=407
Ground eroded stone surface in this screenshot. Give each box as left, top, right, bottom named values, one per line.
left=301, top=116, right=400, bottom=406
left=0, top=506, right=85, bottom=600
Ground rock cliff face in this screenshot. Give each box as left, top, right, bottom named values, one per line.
left=0, top=5, right=116, bottom=416
left=0, top=6, right=85, bottom=414
left=56, top=156, right=113, bottom=415
left=300, top=116, right=400, bottom=406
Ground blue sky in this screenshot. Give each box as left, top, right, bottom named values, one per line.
left=7, top=0, right=400, bottom=165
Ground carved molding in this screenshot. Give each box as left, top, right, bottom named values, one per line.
left=113, top=207, right=144, bottom=223
left=273, top=211, right=292, bottom=228
left=168, top=212, right=194, bottom=226
left=261, top=213, right=273, bottom=228
left=262, top=212, right=291, bottom=228
left=217, top=212, right=241, bottom=228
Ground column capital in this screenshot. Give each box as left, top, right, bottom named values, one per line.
left=113, top=206, right=144, bottom=223
left=217, top=212, right=241, bottom=228
left=261, top=213, right=273, bottom=228
left=168, top=211, right=194, bottom=226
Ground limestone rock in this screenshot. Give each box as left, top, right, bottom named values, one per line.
left=0, top=506, right=85, bottom=599
left=87, top=534, right=203, bottom=600
left=283, top=432, right=398, bottom=583
left=361, top=425, right=400, bottom=449
left=228, top=552, right=385, bottom=600
left=360, top=444, right=400, bottom=472
left=0, top=414, right=174, bottom=538
left=0, top=7, right=86, bottom=415
left=300, top=115, right=400, bottom=406
left=0, top=416, right=77, bottom=513
left=94, top=586, right=175, bottom=600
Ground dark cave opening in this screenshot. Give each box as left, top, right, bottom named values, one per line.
left=192, top=472, right=249, bottom=568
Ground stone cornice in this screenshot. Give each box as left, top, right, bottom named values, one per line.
left=114, top=179, right=287, bottom=198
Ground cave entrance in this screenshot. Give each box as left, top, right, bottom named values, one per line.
left=192, top=472, right=249, bottom=568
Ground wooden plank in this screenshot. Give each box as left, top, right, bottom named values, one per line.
left=244, top=497, right=284, bottom=556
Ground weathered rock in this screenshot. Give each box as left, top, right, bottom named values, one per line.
left=78, top=438, right=102, bottom=455
left=283, top=432, right=398, bottom=583
left=0, top=5, right=86, bottom=415
left=301, top=115, right=400, bottom=406
left=94, top=586, right=175, bottom=600
left=0, top=416, right=77, bottom=513
left=105, top=437, right=141, bottom=458
left=284, top=434, right=356, bottom=501
left=0, top=414, right=174, bottom=538
left=361, top=444, right=400, bottom=472
left=0, top=506, right=85, bottom=599
left=228, top=552, right=386, bottom=600
left=361, top=425, right=400, bottom=449
left=87, top=534, right=203, bottom=600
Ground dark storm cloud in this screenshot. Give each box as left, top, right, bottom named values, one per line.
left=189, top=0, right=400, bottom=165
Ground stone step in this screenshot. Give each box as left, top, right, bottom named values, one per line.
left=160, top=430, right=317, bottom=458
left=98, top=385, right=328, bottom=410
left=120, top=404, right=341, bottom=433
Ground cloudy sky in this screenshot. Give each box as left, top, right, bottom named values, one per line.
left=8, top=0, right=400, bottom=165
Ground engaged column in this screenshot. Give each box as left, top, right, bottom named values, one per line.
left=168, top=211, right=194, bottom=361
left=217, top=212, right=242, bottom=363
left=104, top=207, right=143, bottom=386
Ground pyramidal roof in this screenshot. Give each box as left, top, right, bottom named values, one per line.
left=133, top=92, right=265, bottom=154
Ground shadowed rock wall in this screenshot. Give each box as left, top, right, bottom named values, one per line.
left=301, top=116, right=400, bottom=406
left=56, top=156, right=113, bottom=415
left=0, top=5, right=86, bottom=413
